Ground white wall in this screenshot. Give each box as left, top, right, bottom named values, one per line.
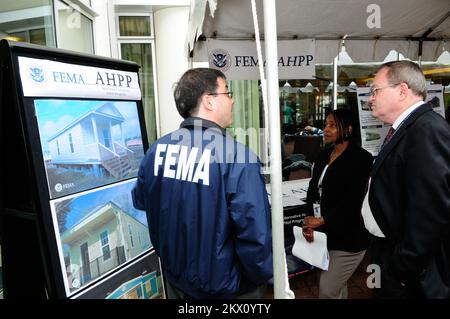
left=154, top=6, right=189, bottom=135
left=91, top=0, right=112, bottom=57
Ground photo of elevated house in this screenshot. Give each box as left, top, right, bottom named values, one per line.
left=73, top=250, right=164, bottom=299
left=35, top=99, right=145, bottom=199
left=50, top=179, right=151, bottom=296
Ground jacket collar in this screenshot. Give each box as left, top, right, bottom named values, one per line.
left=180, top=117, right=226, bottom=135
left=372, top=102, right=433, bottom=177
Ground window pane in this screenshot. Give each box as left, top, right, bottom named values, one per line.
left=121, top=43, right=157, bottom=143
left=0, top=0, right=55, bottom=47
left=119, top=16, right=151, bottom=37
left=55, top=0, right=93, bottom=54
left=8, top=31, right=27, bottom=43
left=30, top=28, right=47, bottom=46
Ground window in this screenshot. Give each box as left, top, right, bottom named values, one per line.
left=100, top=231, right=111, bottom=261
left=119, top=16, right=151, bottom=37
left=0, top=1, right=56, bottom=47
left=128, top=224, right=134, bottom=248
left=102, top=128, right=111, bottom=149
left=54, top=0, right=94, bottom=54
left=56, top=140, right=60, bottom=156
left=68, top=133, right=74, bottom=153
left=117, top=14, right=157, bottom=144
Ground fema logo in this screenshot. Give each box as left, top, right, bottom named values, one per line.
left=209, top=48, right=231, bottom=72
left=55, top=183, right=63, bottom=192
left=28, top=64, right=46, bottom=83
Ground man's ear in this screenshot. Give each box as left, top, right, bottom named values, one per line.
left=398, top=82, right=409, bottom=100
left=203, top=94, right=215, bottom=111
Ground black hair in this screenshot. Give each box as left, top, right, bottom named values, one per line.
left=173, top=68, right=226, bottom=118
left=328, top=108, right=356, bottom=144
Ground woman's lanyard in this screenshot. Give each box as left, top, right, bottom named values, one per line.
left=314, top=164, right=329, bottom=217
left=318, top=164, right=328, bottom=200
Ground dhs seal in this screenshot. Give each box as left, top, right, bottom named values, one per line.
left=209, top=48, right=231, bottom=72
left=55, top=183, right=63, bottom=192
left=28, top=64, right=46, bottom=83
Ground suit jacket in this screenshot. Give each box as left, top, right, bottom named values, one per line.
left=306, top=143, right=372, bottom=252
left=369, top=102, right=450, bottom=298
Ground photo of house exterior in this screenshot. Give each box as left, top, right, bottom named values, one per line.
left=72, top=250, right=164, bottom=300
left=48, top=102, right=134, bottom=178
left=50, top=179, right=151, bottom=296
left=106, top=270, right=162, bottom=299
left=35, top=99, right=145, bottom=198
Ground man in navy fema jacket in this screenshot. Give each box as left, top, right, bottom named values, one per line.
left=132, top=68, right=273, bottom=299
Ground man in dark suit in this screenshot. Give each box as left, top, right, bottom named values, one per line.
left=365, top=60, right=450, bottom=298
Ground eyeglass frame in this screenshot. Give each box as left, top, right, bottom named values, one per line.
left=369, top=83, right=403, bottom=97
left=207, top=91, right=233, bottom=98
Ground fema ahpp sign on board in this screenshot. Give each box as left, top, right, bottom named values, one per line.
left=19, top=56, right=141, bottom=100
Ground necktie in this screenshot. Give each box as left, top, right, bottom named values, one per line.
left=381, top=126, right=395, bottom=148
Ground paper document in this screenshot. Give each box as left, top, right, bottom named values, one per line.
left=266, top=179, right=310, bottom=207
left=292, top=226, right=329, bottom=270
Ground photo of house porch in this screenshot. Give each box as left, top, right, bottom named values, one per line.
left=50, top=179, right=151, bottom=296
left=35, top=99, right=145, bottom=199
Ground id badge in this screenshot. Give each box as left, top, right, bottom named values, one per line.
left=313, top=203, right=321, bottom=218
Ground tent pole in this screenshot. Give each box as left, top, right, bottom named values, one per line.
left=262, top=0, right=292, bottom=299
left=333, top=56, right=338, bottom=110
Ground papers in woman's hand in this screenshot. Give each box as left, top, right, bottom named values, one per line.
left=292, top=226, right=329, bottom=270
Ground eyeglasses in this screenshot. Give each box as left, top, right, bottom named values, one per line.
left=369, top=83, right=401, bottom=97
left=207, top=91, right=233, bottom=98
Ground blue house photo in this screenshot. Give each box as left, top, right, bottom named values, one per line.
left=47, top=102, right=134, bottom=178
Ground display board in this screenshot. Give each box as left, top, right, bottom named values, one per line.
left=0, top=40, right=164, bottom=299
left=266, top=179, right=313, bottom=277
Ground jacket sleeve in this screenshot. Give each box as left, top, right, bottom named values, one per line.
left=228, top=160, right=273, bottom=286
left=131, top=158, right=147, bottom=211
left=390, top=120, right=450, bottom=284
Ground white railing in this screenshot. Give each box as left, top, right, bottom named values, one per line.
left=98, top=143, right=118, bottom=161
left=113, top=142, right=134, bottom=157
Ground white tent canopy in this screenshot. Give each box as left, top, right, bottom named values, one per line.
left=187, top=0, right=450, bottom=63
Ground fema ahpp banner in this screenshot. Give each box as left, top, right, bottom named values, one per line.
left=18, top=56, right=141, bottom=100
left=207, top=39, right=315, bottom=80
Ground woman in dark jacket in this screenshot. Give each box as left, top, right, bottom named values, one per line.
left=303, top=108, right=372, bottom=299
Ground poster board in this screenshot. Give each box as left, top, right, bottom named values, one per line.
left=425, top=84, right=446, bottom=118
left=0, top=40, right=164, bottom=299
left=356, top=87, right=390, bottom=156
left=266, top=179, right=313, bottom=277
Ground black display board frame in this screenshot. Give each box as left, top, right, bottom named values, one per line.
left=0, top=40, right=159, bottom=299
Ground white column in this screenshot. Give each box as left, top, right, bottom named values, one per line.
left=154, top=6, right=190, bottom=136
left=91, top=0, right=113, bottom=58
left=91, top=117, right=99, bottom=144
